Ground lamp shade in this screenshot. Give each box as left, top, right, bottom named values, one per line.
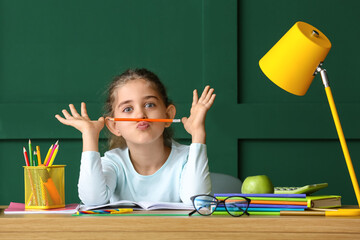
left=259, top=21, right=332, bottom=96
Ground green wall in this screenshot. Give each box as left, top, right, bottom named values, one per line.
left=237, top=0, right=360, bottom=205
left=1, top=0, right=360, bottom=205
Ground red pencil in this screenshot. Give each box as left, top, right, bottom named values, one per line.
left=23, top=147, right=30, bottom=166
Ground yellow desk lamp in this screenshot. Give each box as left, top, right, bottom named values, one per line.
left=259, top=21, right=360, bottom=215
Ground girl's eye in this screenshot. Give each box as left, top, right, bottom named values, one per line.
left=145, top=103, right=155, bottom=108
left=123, top=107, right=133, bottom=113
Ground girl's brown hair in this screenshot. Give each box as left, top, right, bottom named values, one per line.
left=104, top=68, right=173, bottom=150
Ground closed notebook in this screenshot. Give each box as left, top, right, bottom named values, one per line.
left=306, top=195, right=341, bottom=208
left=214, top=193, right=306, bottom=198
left=248, top=204, right=307, bottom=209
left=4, top=202, right=79, bottom=214
left=213, top=211, right=281, bottom=216
left=250, top=200, right=307, bottom=206
left=215, top=207, right=305, bottom=212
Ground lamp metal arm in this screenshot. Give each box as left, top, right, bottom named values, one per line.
left=314, top=63, right=360, bottom=207
left=314, top=62, right=330, bottom=88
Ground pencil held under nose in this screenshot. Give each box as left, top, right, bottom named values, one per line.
left=106, top=118, right=181, bottom=123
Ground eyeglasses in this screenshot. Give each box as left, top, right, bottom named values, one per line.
left=189, top=194, right=251, bottom=217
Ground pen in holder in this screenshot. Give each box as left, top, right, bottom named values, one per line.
left=24, top=165, right=66, bottom=209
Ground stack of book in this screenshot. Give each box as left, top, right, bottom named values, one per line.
left=214, top=193, right=308, bottom=216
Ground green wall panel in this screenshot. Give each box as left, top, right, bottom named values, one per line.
left=237, top=0, right=360, bottom=205
left=0, top=0, right=238, bottom=205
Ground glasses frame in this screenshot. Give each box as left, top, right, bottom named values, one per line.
left=189, top=194, right=251, bottom=217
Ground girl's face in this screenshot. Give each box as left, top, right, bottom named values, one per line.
left=111, top=78, right=174, bottom=146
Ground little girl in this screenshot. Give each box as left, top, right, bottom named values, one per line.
left=55, top=68, right=216, bottom=205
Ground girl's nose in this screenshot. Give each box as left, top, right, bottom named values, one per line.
left=134, top=108, right=147, bottom=119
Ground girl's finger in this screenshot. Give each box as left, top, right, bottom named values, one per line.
left=203, top=88, right=215, bottom=103
left=205, top=94, right=216, bottom=108
left=55, top=114, right=64, bottom=121
left=198, top=86, right=210, bottom=102
left=81, top=102, right=89, bottom=117
left=98, top=116, right=105, bottom=122
left=62, top=109, right=73, bottom=119
left=192, top=89, right=198, bottom=106
left=55, top=114, right=72, bottom=126
left=181, top=117, right=188, bottom=124
left=69, top=104, right=81, bottom=117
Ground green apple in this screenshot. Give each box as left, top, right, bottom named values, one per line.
left=241, top=175, right=274, bottom=194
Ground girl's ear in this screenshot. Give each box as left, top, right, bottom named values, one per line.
left=105, top=118, right=122, bottom=136
left=165, top=104, right=176, bottom=128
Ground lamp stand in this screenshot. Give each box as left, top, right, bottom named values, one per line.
left=315, top=64, right=360, bottom=207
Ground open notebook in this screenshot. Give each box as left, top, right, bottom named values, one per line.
left=80, top=200, right=194, bottom=211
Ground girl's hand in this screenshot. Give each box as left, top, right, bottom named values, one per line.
left=182, top=86, right=216, bottom=144
left=55, top=102, right=105, bottom=135
left=55, top=102, right=105, bottom=151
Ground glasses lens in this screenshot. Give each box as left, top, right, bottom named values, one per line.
left=193, top=195, right=217, bottom=216
left=224, top=197, right=249, bottom=216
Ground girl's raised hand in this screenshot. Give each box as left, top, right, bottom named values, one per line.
left=55, top=102, right=105, bottom=137
left=182, top=86, right=216, bottom=144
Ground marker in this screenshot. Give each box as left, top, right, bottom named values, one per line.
left=107, top=118, right=181, bottom=123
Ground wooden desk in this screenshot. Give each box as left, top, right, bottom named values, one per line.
left=1, top=207, right=360, bottom=239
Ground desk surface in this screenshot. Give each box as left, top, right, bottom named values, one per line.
left=1, top=207, right=360, bottom=240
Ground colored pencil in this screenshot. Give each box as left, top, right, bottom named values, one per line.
left=23, top=147, right=30, bottom=166
left=76, top=208, right=133, bottom=214
left=107, top=118, right=181, bottom=123
left=48, top=145, right=59, bottom=166
left=33, top=151, right=37, bottom=166
left=28, top=140, right=33, bottom=166
left=36, top=146, right=42, bottom=165
left=44, top=144, right=53, bottom=165
left=45, top=140, right=58, bottom=166
left=110, top=209, right=134, bottom=214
